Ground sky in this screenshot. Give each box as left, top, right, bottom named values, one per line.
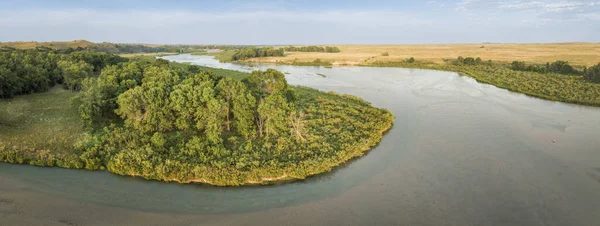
left=0, top=0, right=599, bottom=44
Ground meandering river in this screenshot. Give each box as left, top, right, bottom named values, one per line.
left=1, top=54, right=599, bottom=225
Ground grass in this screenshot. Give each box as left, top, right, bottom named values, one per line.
left=0, top=86, right=86, bottom=160
left=193, top=50, right=238, bottom=62
left=248, top=43, right=600, bottom=67
left=316, top=73, right=326, bottom=78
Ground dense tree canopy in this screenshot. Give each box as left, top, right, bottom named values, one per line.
left=231, top=47, right=285, bottom=60
left=511, top=60, right=580, bottom=75
left=584, top=64, right=600, bottom=83
left=0, top=48, right=125, bottom=98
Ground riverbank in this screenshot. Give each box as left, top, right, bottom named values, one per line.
left=230, top=56, right=600, bottom=107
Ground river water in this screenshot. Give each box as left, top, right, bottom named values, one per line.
left=1, top=54, right=599, bottom=225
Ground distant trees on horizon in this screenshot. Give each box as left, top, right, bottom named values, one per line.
left=283, top=46, right=340, bottom=53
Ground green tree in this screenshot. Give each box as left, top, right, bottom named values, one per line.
left=170, top=72, right=225, bottom=144
left=58, top=60, right=93, bottom=91
left=116, top=66, right=179, bottom=132
left=257, top=93, right=291, bottom=138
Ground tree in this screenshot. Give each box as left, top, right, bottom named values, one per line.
left=584, top=64, right=600, bottom=83
left=58, top=60, right=93, bottom=91
left=216, top=77, right=256, bottom=137
left=463, top=57, right=476, bottom=65
left=457, top=56, right=464, bottom=64
left=257, top=93, right=290, bottom=138
left=170, top=72, right=225, bottom=144
left=244, top=69, right=288, bottom=98
left=74, top=62, right=144, bottom=125
left=116, top=66, right=179, bottom=132
left=289, top=111, right=306, bottom=142
left=547, top=60, right=576, bottom=74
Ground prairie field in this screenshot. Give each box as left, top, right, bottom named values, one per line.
left=248, top=43, right=600, bottom=66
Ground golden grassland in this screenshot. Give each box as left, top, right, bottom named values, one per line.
left=118, top=52, right=179, bottom=58
left=0, top=40, right=96, bottom=49
left=250, top=43, right=600, bottom=67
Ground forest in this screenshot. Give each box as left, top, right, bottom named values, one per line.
left=0, top=47, right=126, bottom=98
left=0, top=48, right=394, bottom=186
left=0, top=40, right=253, bottom=55
left=283, top=46, right=340, bottom=53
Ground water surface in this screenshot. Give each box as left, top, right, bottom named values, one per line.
left=1, top=54, right=599, bottom=225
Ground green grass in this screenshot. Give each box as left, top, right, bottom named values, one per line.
left=190, top=50, right=238, bottom=62
left=201, top=50, right=237, bottom=62
left=317, top=73, right=326, bottom=78
left=0, top=86, right=87, bottom=167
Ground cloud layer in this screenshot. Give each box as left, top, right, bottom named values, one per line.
left=1, top=0, right=598, bottom=44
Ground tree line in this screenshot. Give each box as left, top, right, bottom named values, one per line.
left=283, top=46, right=340, bottom=53
left=511, top=60, right=577, bottom=75
left=0, top=47, right=126, bottom=98
left=231, top=47, right=285, bottom=60
left=511, top=60, right=600, bottom=83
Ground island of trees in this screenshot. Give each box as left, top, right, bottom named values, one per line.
left=0, top=47, right=394, bottom=186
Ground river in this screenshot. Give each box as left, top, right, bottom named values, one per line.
left=1, top=54, right=599, bottom=225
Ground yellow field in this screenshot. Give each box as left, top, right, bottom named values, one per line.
left=0, top=40, right=96, bottom=49
left=250, top=43, right=600, bottom=66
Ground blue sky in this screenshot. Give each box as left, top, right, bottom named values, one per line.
left=0, top=0, right=598, bottom=44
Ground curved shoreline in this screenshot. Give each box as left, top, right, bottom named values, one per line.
left=107, top=120, right=394, bottom=186
left=231, top=58, right=600, bottom=107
